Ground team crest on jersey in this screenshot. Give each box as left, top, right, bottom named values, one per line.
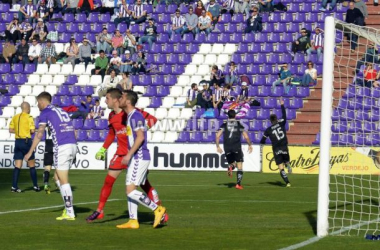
left=126, top=126, right=132, bottom=136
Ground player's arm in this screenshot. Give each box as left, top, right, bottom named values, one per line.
left=29, top=116, right=35, bottom=134
left=280, top=98, right=286, bottom=126
left=260, top=129, right=269, bottom=144
left=9, top=117, right=15, bottom=133
left=24, top=124, right=46, bottom=161
left=242, top=128, right=253, bottom=153
left=216, top=129, right=223, bottom=154
left=122, top=128, right=144, bottom=165
left=96, top=126, right=115, bottom=160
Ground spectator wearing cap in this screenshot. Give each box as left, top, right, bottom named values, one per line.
left=120, top=50, right=133, bottom=73
left=0, top=40, right=16, bottom=64
left=272, top=63, right=292, bottom=94
left=108, top=50, right=122, bottom=74
left=38, top=39, right=56, bottom=66
left=77, top=0, right=94, bottom=17
left=306, top=27, right=324, bottom=61
left=244, top=6, right=262, bottom=34
left=258, top=0, right=273, bottom=13
left=96, top=28, right=112, bottom=54
left=111, top=30, right=124, bottom=56
left=63, top=38, right=79, bottom=67
left=28, top=39, right=41, bottom=65
left=169, top=9, right=186, bottom=38
left=225, top=62, right=239, bottom=86
left=212, top=82, right=224, bottom=113
left=19, top=20, right=33, bottom=41
left=182, top=7, right=199, bottom=37
left=237, top=81, right=249, bottom=102
left=123, top=29, right=137, bottom=55
left=30, top=18, right=48, bottom=41
left=185, top=83, right=198, bottom=108
left=131, top=0, right=147, bottom=24
left=13, top=38, right=29, bottom=65
left=207, top=0, right=221, bottom=26
left=138, top=19, right=157, bottom=50
left=221, top=0, right=234, bottom=16
left=5, top=18, right=21, bottom=44
left=64, top=0, right=80, bottom=14
left=114, top=0, right=131, bottom=27
left=91, top=50, right=108, bottom=81
left=18, top=0, right=36, bottom=24
left=131, top=50, right=146, bottom=74
left=75, top=38, right=93, bottom=68
left=197, top=81, right=213, bottom=109
left=197, top=10, right=212, bottom=35
left=210, top=65, right=225, bottom=86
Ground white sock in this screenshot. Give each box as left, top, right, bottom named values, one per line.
left=61, top=183, right=75, bottom=217
left=128, top=190, right=158, bottom=211
left=128, top=197, right=138, bottom=220
left=355, top=147, right=371, bottom=156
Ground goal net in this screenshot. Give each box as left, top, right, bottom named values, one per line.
left=318, top=17, right=380, bottom=237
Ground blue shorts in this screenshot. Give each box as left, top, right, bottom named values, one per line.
left=14, top=139, right=35, bottom=161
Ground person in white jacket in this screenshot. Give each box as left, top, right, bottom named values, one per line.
left=28, top=38, right=41, bottom=65
left=98, top=70, right=120, bottom=97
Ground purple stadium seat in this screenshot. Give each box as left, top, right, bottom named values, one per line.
left=61, top=96, right=73, bottom=106
left=179, top=4, right=188, bottom=13
left=177, top=132, right=190, bottom=142
left=182, top=33, right=194, bottom=43
left=218, top=33, right=230, bottom=43
left=63, top=13, right=75, bottom=23
left=91, top=23, right=103, bottom=33
left=230, top=33, right=243, bottom=43
left=72, top=96, right=84, bottom=106
left=145, top=86, right=157, bottom=97
left=195, top=108, right=205, bottom=118
left=59, top=33, right=71, bottom=43
left=256, top=109, right=270, bottom=120
left=24, top=64, right=36, bottom=74
left=263, top=98, right=277, bottom=109
left=367, top=134, right=380, bottom=145
left=157, top=86, right=169, bottom=97
left=149, top=97, right=161, bottom=108
left=11, top=64, right=24, bottom=74
left=57, top=23, right=67, bottom=33
left=189, top=131, right=202, bottom=142
left=57, top=86, right=69, bottom=96
left=220, top=14, right=231, bottom=23
left=165, top=75, right=177, bottom=86
left=252, top=75, right=266, bottom=85
left=69, top=86, right=81, bottom=96
left=162, top=44, right=174, bottom=54
left=167, top=4, right=177, bottom=13
left=87, top=130, right=100, bottom=141
left=3, top=74, right=14, bottom=84
left=76, top=130, right=88, bottom=141
left=237, top=43, right=248, bottom=53
left=82, top=86, right=94, bottom=96
left=83, top=119, right=96, bottom=130
left=0, top=63, right=10, bottom=74
left=154, top=4, right=165, bottom=13
left=347, top=120, right=362, bottom=132
left=99, top=130, right=108, bottom=141
left=179, top=54, right=191, bottom=65
left=64, top=75, right=78, bottom=85
left=14, top=74, right=27, bottom=85
left=248, top=120, right=263, bottom=131
left=175, top=43, right=187, bottom=53
left=161, top=65, right=172, bottom=74
left=0, top=3, right=10, bottom=12
left=339, top=134, right=354, bottom=145
left=194, top=33, right=206, bottom=44
left=75, top=13, right=87, bottom=23
left=2, top=13, right=13, bottom=23
left=99, top=13, right=111, bottom=23
left=0, top=95, right=11, bottom=106
left=6, top=85, right=19, bottom=96
left=151, top=75, right=165, bottom=85
left=73, top=119, right=83, bottom=129
left=281, top=33, right=293, bottom=43
left=248, top=86, right=258, bottom=96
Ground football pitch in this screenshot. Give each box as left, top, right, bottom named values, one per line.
left=0, top=170, right=377, bottom=250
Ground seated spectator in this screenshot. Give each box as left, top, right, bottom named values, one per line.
left=197, top=80, right=213, bottom=109
left=210, top=65, right=225, bottom=85
left=98, top=70, right=120, bottom=97
left=96, top=28, right=112, bottom=54
left=234, top=0, right=248, bottom=14
left=138, top=19, right=157, bottom=50
left=236, top=81, right=249, bottom=102
left=345, top=1, right=364, bottom=52
left=244, top=6, right=262, bottom=34
left=91, top=50, right=108, bottom=80
left=75, top=38, right=93, bottom=68
left=169, top=9, right=186, bottom=38
left=195, top=0, right=205, bottom=17
left=38, top=39, right=56, bottom=66
left=18, top=0, right=36, bottom=24
left=221, top=0, right=234, bottom=16
left=258, top=0, right=273, bottom=12
left=30, top=18, right=48, bottom=42
left=319, top=0, right=337, bottom=11
left=97, top=0, right=116, bottom=15
left=165, top=0, right=180, bottom=6
left=64, top=0, right=80, bottom=14
left=116, top=72, right=133, bottom=90
left=123, top=29, right=137, bottom=55
left=114, top=0, right=131, bottom=27
left=197, top=10, right=212, bottom=35
left=87, top=99, right=103, bottom=119
left=301, top=61, right=317, bottom=86
left=272, top=63, right=292, bottom=94
left=131, top=50, right=146, bottom=74
left=185, top=83, right=198, bottom=108
left=63, top=38, right=79, bottom=67
left=19, top=20, right=33, bottom=41
left=111, top=30, right=124, bottom=56
left=36, top=0, right=50, bottom=21
left=70, top=95, right=93, bottom=120
left=207, top=0, right=221, bottom=26
left=222, top=84, right=236, bottom=102
left=28, top=39, right=41, bottom=65
left=108, top=50, right=122, bottom=74
left=306, top=27, right=324, bottom=61
left=0, top=40, right=16, bottom=64
left=182, top=7, right=199, bottom=37
left=355, top=43, right=379, bottom=73
left=120, top=50, right=133, bottom=73
left=13, top=38, right=29, bottom=65
left=363, top=63, right=377, bottom=88
left=5, top=19, right=21, bottom=45
left=77, top=0, right=94, bottom=17
left=291, top=28, right=311, bottom=58
left=212, top=82, right=224, bottom=112
left=225, top=62, right=239, bottom=85
left=131, top=0, right=147, bottom=24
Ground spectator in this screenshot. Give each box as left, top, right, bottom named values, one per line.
left=71, top=95, right=94, bottom=120
left=258, top=0, right=273, bottom=12
left=63, top=38, right=79, bottom=67
left=207, top=0, right=221, bottom=26
left=363, top=63, right=377, bottom=88
left=111, top=30, right=124, bottom=55
left=28, top=39, right=41, bottom=65
left=306, top=27, right=324, bottom=61
left=116, top=72, right=133, bottom=90
left=165, top=0, right=180, bottom=6
left=355, top=0, right=368, bottom=18
left=87, top=99, right=103, bottom=119
left=120, top=50, right=133, bottom=73
left=138, top=19, right=157, bottom=50
left=222, top=84, right=236, bottom=102
left=5, top=18, right=21, bottom=44
left=197, top=10, right=212, bottom=35
left=210, top=65, right=225, bottom=85
left=244, top=6, right=262, bottom=34
left=301, top=61, right=317, bottom=86
left=30, top=18, right=48, bottom=42
left=291, top=28, right=311, bottom=58
left=236, top=81, right=249, bottom=102
left=195, top=1, right=205, bottom=17
left=272, top=63, right=292, bottom=94
left=225, top=62, right=239, bottom=85
left=212, top=82, right=224, bottom=112
left=75, top=38, right=93, bottom=68
left=19, top=20, right=33, bottom=41
left=36, top=0, right=49, bottom=21
left=131, top=50, right=146, bottom=74
left=98, top=70, right=120, bottom=97
left=221, top=0, right=234, bottom=16
left=169, top=9, right=186, bottom=38
left=108, top=50, right=122, bottom=74
left=64, top=0, right=79, bottom=14
left=345, top=1, right=364, bottom=52
left=197, top=80, right=213, bottom=109
left=185, top=83, right=198, bottom=108
left=96, top=28, right=112, bottom=54
left=234, top=0, right=248, bottom=14
left=13, top=38, right=29, bottom=65
left=53, top=0, right=66, bottom=14
left=123, top=29, right=137, bottom=55
left=38, top=39, right=56, bottom=66
left=18, top=0, right=36, bottom=24
left=91, top=50, right=108, bottom=80
left=0, top=40, right=16, bottom=64
left=114, top=0, right=131, bottom=27
left=182, top=7, right=199, bottom=37
left=97, top=0, right=116, bottom=15
left=355, top=43, right=379, bottom=73
left=131, top=0, right=147, bottom=24
left=77, top=0, right=94, bottom=17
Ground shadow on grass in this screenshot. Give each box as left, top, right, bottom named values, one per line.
left=96, top=211, right=154, bottom=225
left=217, top=183, right=236, bottom=188
left=262, top=181, right=284, bottom=187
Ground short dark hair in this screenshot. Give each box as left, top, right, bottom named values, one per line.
left=107, top=88, right=122, bottom=99
left=191, top=83, right=197, bottom=89
left=37, top=91, right=52, bottom=102
left=270, top=114, right=278, bottom=124
left=212, top=65, right=218, bottom=70
left=227, top=110, right=236, bottom=119
left=86, top=95, right=92, bottom=98
left=99, top=50, right=105, bottom=54
left=123, top=90, right=138, bottom=106
left=95, top=99, right=99, bottom=103
left=102, top=28, right=107, bottom=31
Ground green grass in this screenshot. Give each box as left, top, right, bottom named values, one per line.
left=0, top=170, right=377, bottom=250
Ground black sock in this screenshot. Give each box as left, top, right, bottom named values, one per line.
left=43, top=171, right=50, bottom=185
left=280, top=169, right=289, bottom=184
left=237, top=170, right=243, bottom=185
left=29, top=167, right=38, bottom=187
left=12, top=167, right=20, bottom=188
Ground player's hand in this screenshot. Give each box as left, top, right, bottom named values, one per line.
left=24, top=152, right=32, bottom=162
left=95, top=147, right=106, bottom=161
left=122, top=154, right=132, bottom=165
left=248, top=145, right=253, bottom=154
left=217, top=146, right=223, bottom=154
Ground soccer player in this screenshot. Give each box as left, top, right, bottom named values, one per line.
left=42, top=127, right=54, bottom=194
left=24, top=92, right=77, bottom=220
left=260, top=98, right=292, bottom=187
left=216, top=110, right=253, bottom=190
left=117, top=90, right=166, bottom=229
left=86, top=88, right=168, bottom=224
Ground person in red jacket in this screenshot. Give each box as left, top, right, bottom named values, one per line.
left=77, top=0, right=94, bottom=17
left=86, top=88, right=168, bottom=224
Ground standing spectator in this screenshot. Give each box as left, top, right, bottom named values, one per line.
left=169, top=9, right=186, bottom=38
left=197, top=10, right=212, bottom=35
left=291, top=28, right=311, bottom=58
left=131, top=50, right=146, bottom=74
left=345, top=1, right=364, bottom=52
left=120, top=50, right=133, bottom=73
left=13, top=38, right=30, bottom=65
left=98, top=70, right=120, bottom=97
left=185, top=83, right=198, bottom=108
left=272, top=63, right=292, bottom=94
left=108, top=50, right=122, bottom=74
left=212, top=82, right=224, bottom=112
left=182, top=7, right=199, bottom=37
left=195, top=1, right=205, bottom=17
left=38, top=39, right=56, bottom=66
left=87, top=99, right=103, bottom=119
left=64, top=0, right=79, bottom=14
left=97, top=0, right=116, bottom=15
left=116, top=72, right=133, bottom=90
left=114, top=0, right=131, bottom=27
left=236, top=81, right=249, bottom=102
left=75, top=38, right=93, bottom=68
left=18, top=0, right=36, bottom=24
left=5, top=18, right=22, bottom=44
left=363, top=63, right=377, bottom=88
left=96, top=28, right=112, bottom=54
left=355, top=0, right=368, bottom=18
left=197, top=81, right=213, bottom=109
left=77, top=0, right=94, bottom=17
left=210, top=65, right=225, bottom=85
left=63, top=38, right=79, bottom=67
left=138, top=19, right=157, bottom=50
left=0, top=40, right=16, bottom=64
left=123, top=29, right=137, bottom=55
left=71, top=95, right=94, bottom=119
left=36, top=0, right=49, bottom=21
left=258, top=0, right=273, bottom=12
left=319, top=0, right=337, bottom=11
left=234, top=0, right=248, bottom=14
left=131, top=0, right=147, bottom=24
left=244, top=6, right=262, bottom=34
left=111, top=30, right=124, bottom=55
left=207, top=0, right=221, bottom=26
left=225, top=62, right=239, bottom=85
left=19, top=20, right=33, bottom=41
left=221, top=0, right=234, bottom=16
left=306, top=27, right=324, bottom=61
left=28, top=39, right=41, bottom=65
left=30, top=18, right=48, bottom=42
left=91, top=50, right=108, bottom=80
left=301, top=61, right=317, bottom=86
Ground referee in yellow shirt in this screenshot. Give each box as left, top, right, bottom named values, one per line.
left=9, top=102, right=40, bottom=193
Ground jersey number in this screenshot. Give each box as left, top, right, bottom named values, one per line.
left=52, top=107, right=71, bottom=123
left=272, top=127, right=285, bottom=141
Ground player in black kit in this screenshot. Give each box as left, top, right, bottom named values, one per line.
left=260, top=98, right=292, bottom=187
left=216, top=110, right=253, bottom=190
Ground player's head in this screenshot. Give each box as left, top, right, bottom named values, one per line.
left=36, top=92, right=51, bottom=111
left=21, top=102, right=30, bottom=114
left=227, top=110, right=236, bottom=119
left=270, top=114, right=278, bottom=125
left=105, top=88, right=122, bottom=110
left=119, top=90, right=138, bottom=109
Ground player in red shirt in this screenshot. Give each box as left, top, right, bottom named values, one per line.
left=86, top=88, right=168, bottom=224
